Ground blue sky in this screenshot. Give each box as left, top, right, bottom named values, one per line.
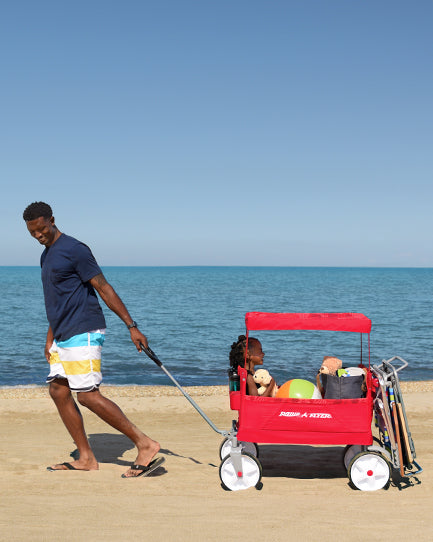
left=2, top=1, right=432, bottom=266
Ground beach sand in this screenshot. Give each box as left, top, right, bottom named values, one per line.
left=1, top=382, right=432, bottom=541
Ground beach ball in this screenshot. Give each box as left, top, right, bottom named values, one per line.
left=276, top=379, right=322, bottom=399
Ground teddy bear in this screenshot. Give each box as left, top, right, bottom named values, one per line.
left=253, top=369, right=278, bottom=397
left=316, top=356, right=343, bottom=397
left=319, top=356, right=343, bottom=376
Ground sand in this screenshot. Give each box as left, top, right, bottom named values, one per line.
left=0, top=382, right=432, bottom=541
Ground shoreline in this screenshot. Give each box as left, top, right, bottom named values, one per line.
left=0, top=380, right=432, bottom=399
left=0, top=384, right=228, bottom=399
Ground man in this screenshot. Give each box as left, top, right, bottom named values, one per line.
left=23, top=201, right=164, bottom=478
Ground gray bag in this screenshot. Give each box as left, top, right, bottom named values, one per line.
left=321, top=374, right=365, bottom=399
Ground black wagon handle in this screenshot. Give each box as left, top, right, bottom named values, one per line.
left=141, top=344, right=163, bottom=367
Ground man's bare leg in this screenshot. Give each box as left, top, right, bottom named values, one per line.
left=77, top=389, right=160, bottom=477
left=48, top=379, right=98, bottom=470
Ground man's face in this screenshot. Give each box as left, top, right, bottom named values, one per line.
left=26, top=216, right=57, bottom=247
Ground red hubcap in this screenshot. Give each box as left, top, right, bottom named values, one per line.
left=367, top=470, right=373, bottom=477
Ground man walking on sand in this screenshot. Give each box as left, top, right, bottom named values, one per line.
left=23, top=201, right=164, bottom=478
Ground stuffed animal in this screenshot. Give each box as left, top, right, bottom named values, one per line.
left=316, top=356, right=343, bottom=397
left=319, top=356, right=343, bottom=376
left=253, top=369, right=278, bottom=397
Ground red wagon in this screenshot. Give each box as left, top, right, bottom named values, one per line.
left=219, top=312, right=391, bottom=491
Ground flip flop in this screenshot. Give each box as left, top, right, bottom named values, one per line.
left=121, top=456, right=165, bottom=478
left=47, top=462, right=87, bottom=471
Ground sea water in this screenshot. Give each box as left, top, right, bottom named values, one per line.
left=1, top=266, right=432, bottom=387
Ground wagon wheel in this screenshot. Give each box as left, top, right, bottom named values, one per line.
left=343, top=445, right=364, bottom=470
left=219, top=452, right=262, bottom=491
left=219, top=438, right=259, bottom=460
left=348, top=451, right=391, bottom=491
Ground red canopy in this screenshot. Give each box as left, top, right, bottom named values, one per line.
left=245, top=312, right=371, bottom=333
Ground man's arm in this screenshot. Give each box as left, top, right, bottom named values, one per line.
left=89, top=273, right=148, bottom=351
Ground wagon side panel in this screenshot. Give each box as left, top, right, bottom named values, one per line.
left=236, top=395, right=373, bottom=445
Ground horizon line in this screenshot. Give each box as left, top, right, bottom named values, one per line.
left=1, top=265, right=432, bottom=269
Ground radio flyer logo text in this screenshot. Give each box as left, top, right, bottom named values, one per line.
left=279, top=411, right=332, bottom=419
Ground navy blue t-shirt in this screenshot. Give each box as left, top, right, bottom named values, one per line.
left=40, top=234, right=106, bottom=341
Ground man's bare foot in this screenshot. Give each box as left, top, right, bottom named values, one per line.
left=47, top=459, right=99, bottom=471
left=122, top=440, right=161, bottom=478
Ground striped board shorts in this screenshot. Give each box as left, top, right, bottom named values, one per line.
left=47, top=330, right=106, bottom=392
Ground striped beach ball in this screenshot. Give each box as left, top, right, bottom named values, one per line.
left=275, top=379, right=322, bottom=399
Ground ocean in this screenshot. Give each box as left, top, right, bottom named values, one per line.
left=1, top=266, right=432, bottom=388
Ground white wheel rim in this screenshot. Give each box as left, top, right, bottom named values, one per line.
left=220, top=439, right=257, bottom=460
left=350, top=454, right=390, bottom=491
left=220, top=455, right=261, bottom=491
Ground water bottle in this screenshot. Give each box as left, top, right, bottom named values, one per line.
left=228, top=368, right=240, bottom=392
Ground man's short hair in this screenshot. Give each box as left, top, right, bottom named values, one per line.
left=23, top=202, right=53, bottom=222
